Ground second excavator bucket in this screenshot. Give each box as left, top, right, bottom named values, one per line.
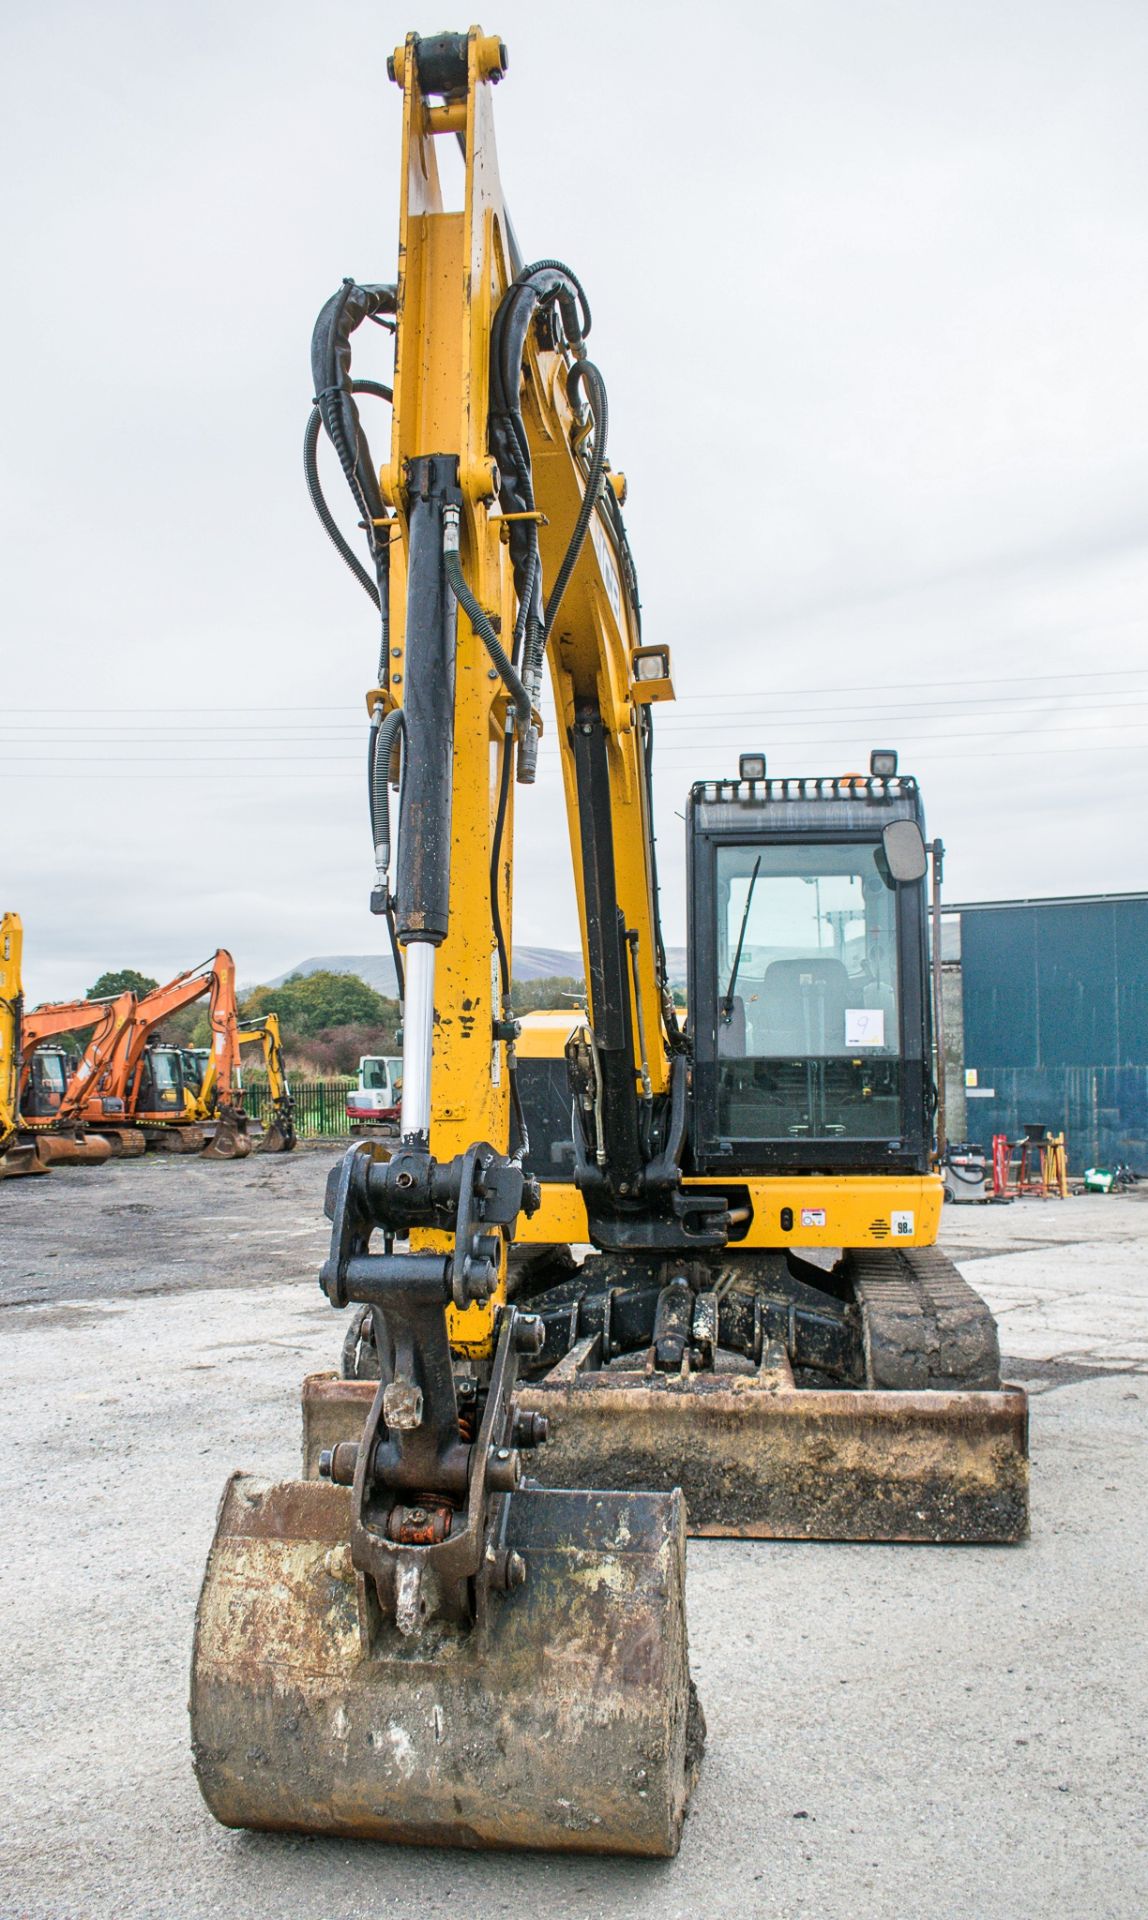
left=0, top=1139, right=51, bottom=1177
left=254, top=1112, right=296, bottom=1154
left=31, top=1130, right=113, bottom=1169
left=191, top=1473, right=702, bottom=1856
left=201, top=1112, right=252, bottom=1160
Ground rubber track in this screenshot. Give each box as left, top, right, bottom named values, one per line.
left=850, top=1245, right=1002, bottom=1391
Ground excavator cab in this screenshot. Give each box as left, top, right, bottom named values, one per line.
left=136, top=1042, right=188, bottom=1120
left=688, top=770, right=932, bottom=1176
left=22, top=1047, right=72, bottom=1119
left=181, top=1048, right=211, bottom=1100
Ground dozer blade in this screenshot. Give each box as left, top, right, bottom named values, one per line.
left=191, top=1473, right=702, bottom=1857
left=31, top=1130, right=112, bottom=1169
left=302, top=1367, right=1028, bottom=1544
left=201, top=1115, right=252, bottom=1160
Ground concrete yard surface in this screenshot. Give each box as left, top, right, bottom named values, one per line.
left=1, top=1152, right=1146, bottom=1919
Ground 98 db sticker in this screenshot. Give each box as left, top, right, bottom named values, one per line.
left=800, top=1208, right=827, bottom=1228
left=891, top=1211, right=915, bottom=1237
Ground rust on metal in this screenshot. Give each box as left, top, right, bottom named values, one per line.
left=191, top=1473, right=703, bottom=1857
left=302, top=1368, right=1029, bottom=1543
left=30, top=1130, right=113, bottom=1169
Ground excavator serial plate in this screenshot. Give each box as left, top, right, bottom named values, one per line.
left=192, top=1473, right=702, bottom=1857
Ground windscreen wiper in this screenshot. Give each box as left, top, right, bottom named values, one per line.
left=721, top=855, right=761, bottom=1022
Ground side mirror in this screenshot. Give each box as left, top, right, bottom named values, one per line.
left=882, top=819, right=928, bottom=884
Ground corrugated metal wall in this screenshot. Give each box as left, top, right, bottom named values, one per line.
left=960, top=898, right=1148, bottom=1168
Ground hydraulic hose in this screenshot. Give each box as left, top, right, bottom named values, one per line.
left=541, top=358, right=608, bottom=643
left=368, top=706, right=406, bottom=889
left=367, top=705, right=407, bottom=999
left=310, top=280, right=397, bottom=661
left=303, top=377, right=392, bottom=608
left=441, top=546, right=532, bottom=736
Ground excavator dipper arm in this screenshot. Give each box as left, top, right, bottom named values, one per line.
left=191, top=26, right=702, bottom=1858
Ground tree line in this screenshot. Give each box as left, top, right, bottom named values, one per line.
left=80, top=968, right=588, bottom=1077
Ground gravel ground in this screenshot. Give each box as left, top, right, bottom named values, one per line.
left=1, top=1152, right=1146, bottom=1919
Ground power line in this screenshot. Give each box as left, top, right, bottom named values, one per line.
left=2, top=738, right=1147, bottom=779
left=4, top=713, right=1145, bottom=765
left=5, top=694, right=1148, bottom=744
left=6, top=663, right=1148, bottom=717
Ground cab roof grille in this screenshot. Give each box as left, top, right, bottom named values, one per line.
left=691, top=775, right=915, bottom=804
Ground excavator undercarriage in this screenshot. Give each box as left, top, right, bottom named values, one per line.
left=316, top=1240, right=1027, bottom=1543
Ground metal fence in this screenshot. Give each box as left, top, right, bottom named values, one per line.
left=242, top=1077, right=355, bottom=1138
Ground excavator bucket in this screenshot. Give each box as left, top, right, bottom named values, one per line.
left=0, top=1139, right=50, bottom=1177
left=254, top=1112, right=296, bottom=1154
left=201, top=1113, right=251, bottom=1160
left=191, top=1473, right=701, bottom=1857
left=30, top=1130, right=113, bottom=1169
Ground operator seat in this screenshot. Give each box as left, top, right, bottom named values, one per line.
left=756, top=957, right=850, bottom=1055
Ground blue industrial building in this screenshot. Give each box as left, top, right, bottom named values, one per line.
left=949, top=891, right=1148, bottom=1172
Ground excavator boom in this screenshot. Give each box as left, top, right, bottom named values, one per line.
left=192, top=27, right=701, bottom=1857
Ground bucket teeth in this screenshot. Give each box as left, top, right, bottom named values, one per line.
left=191, top=1474, right=702, bottom=1856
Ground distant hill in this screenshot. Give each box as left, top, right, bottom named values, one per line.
left=263, top=943, right=687, bottom=996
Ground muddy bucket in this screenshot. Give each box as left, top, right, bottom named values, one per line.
left=32, top=1130, right=113, bottom=1169
left=254, top=1114, right=296, bottom=1154
left=191, top=1473, right=702, bottom=1857
left=201, top=1114, right=251, bottom=1160
left=0, top=1138, right=50, bottom=1177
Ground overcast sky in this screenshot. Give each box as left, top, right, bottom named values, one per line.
left=3, top=0, right=1146, bottom=1001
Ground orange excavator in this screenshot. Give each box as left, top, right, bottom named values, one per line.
left=104, top=951, right=252, bottom=1157
left=19, top=992, right=141, bottom=1160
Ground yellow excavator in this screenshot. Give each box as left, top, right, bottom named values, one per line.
left=1, top=915, right=113, bottom=1173
left=1, top=913, right=46, bottom=1177
left=192, top=1013, right=296, bottom=1154
left=191, top=27, right=702, bottom=1858
left=193, top=23, right=1025, bottom=1855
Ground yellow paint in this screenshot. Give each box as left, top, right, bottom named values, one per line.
left=378, top=36, right=945, bottom=1363
left=516, top=1172, right=943, bottom=1251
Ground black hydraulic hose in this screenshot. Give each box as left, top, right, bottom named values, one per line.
left=489, top=722, right=514, bottom=1001
left=310, top=281, right=395, bottom=532
left=442, top=548, right=532, bottom=734
left=304, top=399, right=381, bottom=607
left=542, top=358, right=608, bottom=642
left=310, top=280, right=396, bottom=658
left=368, top=706, right=405, bottom=878
left=367, top=707, right=407, bottom=1001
